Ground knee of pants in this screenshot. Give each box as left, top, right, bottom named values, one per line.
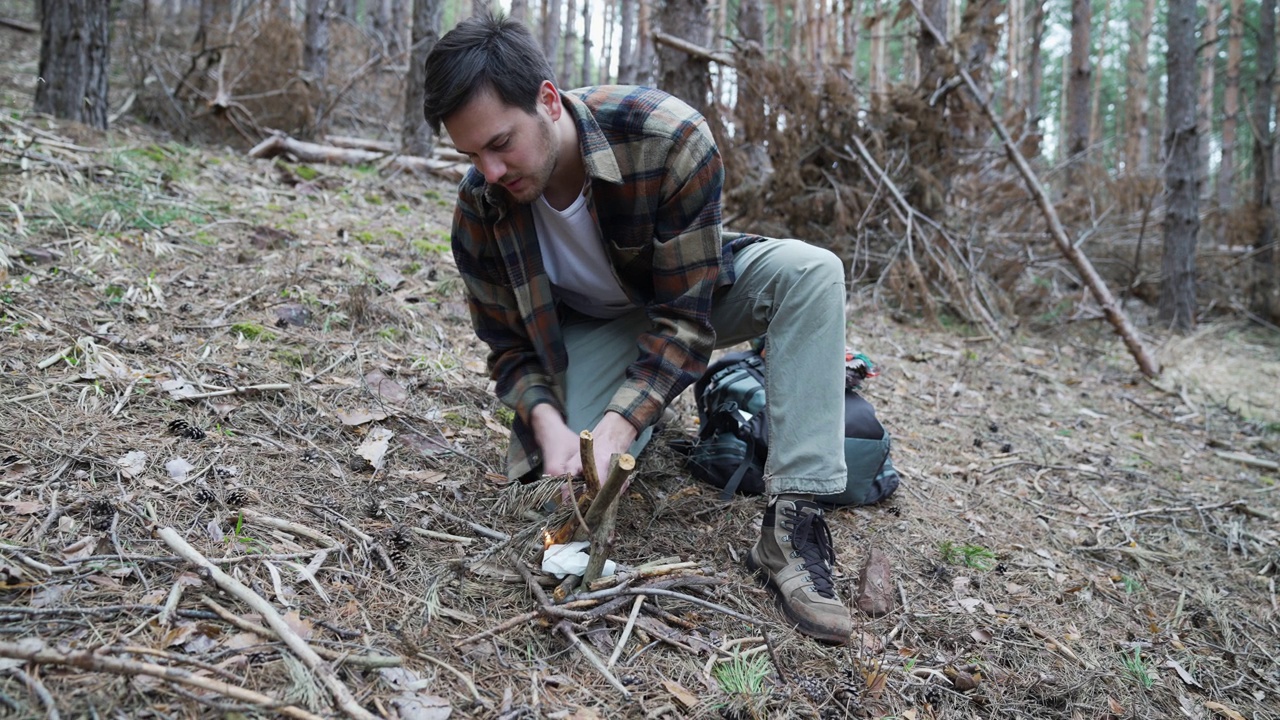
left=785, top=243, right=845, bottom=287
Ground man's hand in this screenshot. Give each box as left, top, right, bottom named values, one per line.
left=588, top=411, right=638, bottom=485
left=530, top=404, right=582, bottom=477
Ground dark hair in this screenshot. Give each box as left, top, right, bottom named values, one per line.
left=423, top=13, right=557, bottom=134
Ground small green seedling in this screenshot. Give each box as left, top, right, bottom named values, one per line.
left=940, top=541, right=998, bottom=570
left=713, top=649, right=772, bottom=696
left=227, top=512, right=267, bottom=554
left=1121, top=647, right=1155, bottom=688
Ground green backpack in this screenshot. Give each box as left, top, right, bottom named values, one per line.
left=680, top=348, right=900, bottom=507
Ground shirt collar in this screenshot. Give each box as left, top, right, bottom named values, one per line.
left=562, top=90, right=624, bottom=185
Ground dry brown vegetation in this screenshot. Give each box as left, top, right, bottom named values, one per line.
left=3, top=8, right=1280, bottom=720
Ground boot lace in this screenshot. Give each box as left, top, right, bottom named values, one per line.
left=787, top=508, right=837, bottom=599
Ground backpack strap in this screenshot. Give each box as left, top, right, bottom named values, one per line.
left=720, top=415, right=762, bottom=500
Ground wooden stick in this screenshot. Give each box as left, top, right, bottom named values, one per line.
left=0, top=639, right=325, bottom=720
left=1214, top=450, right=1280, bottom=471
left=1097, top=498, right=1247, bottom=522
left=651, top=30, right=735, bottom=66
left=554, top=622, right=632, bottom=697
left=0, top=16, right=39, bottom=33
left=237, top=509, right=342, bottom=548
left=579, top=431, right=601, bottom=493
left=583, top=454, right=636, bottom=584
left=157, top=528, right=375, bottom=720
left=199, top=596, right=402, bottom=668
left=407, top=526, right=474, bottom=544
left=608, top=594, right=645, bottom=668
left=907, top=0, right=1159, bottom=379
left=179, top=383, right=291, bottom=400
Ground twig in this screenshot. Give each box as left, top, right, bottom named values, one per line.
left=237, top=509, right=342, bottom=548
left=554, top=622, right=632, bottom=697
left=608, top=594, right=646, bottom=668
left=1022, top=622, right=1091, bottom=669
left=583, top=454, right=636, bottom=583
left=1098, top=499, right=1249, bottom=522
left=763, top=631, right=787, bottom=683
left=0, top=639, right=324, bottom=720
left=416, top=652, right=486, bottom=705
left=179, top=383, right=291, bottom=400
left=452, top=611, right=540, bottom=648
left=5, top=665, right=59, bottom=720
left=619, top=587, right=763, bottom=625
left=157, top=528, right=376, bottom=720
left=406, top=526, right=474, bottom=544
left=430, top=504, right=509, bottom=541
left=579, top=430, right=601, bottom=493
left=1214, top=450, right=1280, bottom=471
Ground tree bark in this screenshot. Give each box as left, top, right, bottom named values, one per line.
left=542, top=0, right=561, bottom=74
left=562, top=0, right=577, bottom=84
left=736, top=0, right=765, bottom=142
left=1254, top=0, right=1278, bottom=315
left=303, top=0, right=329, bottom=86
left=656, top=0, right=711, bottom=116
left=1219, top=0, right=1243, bottom=220
left=581, top=0, right=592, bottom=86
left=636, top=0, right=655, bottom=84
left=403, top=0, right=442, bottom=156
left=840, top=0, right=859, bottom=71
left=618, top=0, right=636, bottom=83
left=1004, top=0, right=1020, bottom=113
left=1159, top=0, right=1200, bottom=332
left=1088, top=0, right=1110, bottom=150
left=333, top=0, right=354, bottom=20
left=1065, top=0, right=1092, bottom=171
left=1198, top=0, right=1219, bottom=203
left=1122, top=0, right=1155, bottom=173
left=1024, top=0, right=1047, bottom=156
left=869, top=0, right=887, bottom=106
left=35, top=0, right=110, bottom=129
left=510, top=0, right=528, bottom=22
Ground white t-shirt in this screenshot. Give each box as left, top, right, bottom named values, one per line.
left=532, top=190, right=636, bottom=318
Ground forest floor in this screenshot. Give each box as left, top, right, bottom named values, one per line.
left=2, top=110, right=1280, bottom=720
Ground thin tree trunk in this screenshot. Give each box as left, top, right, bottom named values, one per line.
left=1088, top=0, right=1110, bottom=150
left=636, top=0, right=655, bottom=84
left=1254, top=0, right=1278, bottom=313
left=617, top=0, right=635, bottom=82
left=1219, top=0, right=1243, bottom=220
left=403, top=0, right=442, bottom=156
left=473, top=0, right=490, bottom=17
left=602, top=0, right=615, bottom=83
left=1066, top=0, right=1092, bottom=172
left=841, top=0, right=858, bottom=71
left=581, top=0, right=592, bottom=86
left=35, top=0, right=111, bottom=129
left=1199, top=0, right=1219, bottom=203
left=303, top=0, right=329, bottom=86
left=511, top=0, right=528, bottom=22
left=1025, top=0, right=1046, bottom=156
left=869, top=0, right=886, bottom=106
left=542, top=0, right=561, bottom=72
left=656, top=0, right=710, bottom=115
left=1123, top=0, right=1155, bottom=173
left=736, top=0, right=765, bottom=143
left=918, top=0, right=946, bottom=92
left=562, top=0, right=576, bottom=83
left=1159, top=0, right=1200, bottom=331
left=1005, top=0, right=1021, bottom=113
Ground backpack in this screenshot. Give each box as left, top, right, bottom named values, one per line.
left=679, top=348, right=900, bottom=507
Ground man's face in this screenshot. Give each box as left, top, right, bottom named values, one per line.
left=445, top=83, right=558, bottom=205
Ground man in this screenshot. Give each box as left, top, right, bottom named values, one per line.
left=424, top=13, right=854, bottom=643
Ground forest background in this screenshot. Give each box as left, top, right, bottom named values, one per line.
left=2, top=1, right=1280, bottom=719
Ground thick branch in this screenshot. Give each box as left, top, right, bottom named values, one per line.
left=582, top=454, right=635, bottom=583
left=651, top=31, right=735, bottom=67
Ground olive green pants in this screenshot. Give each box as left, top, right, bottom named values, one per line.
left=561, top=239, right=848, bottom=496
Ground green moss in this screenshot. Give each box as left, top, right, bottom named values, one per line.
left=231, top=322, right=277, bottom=341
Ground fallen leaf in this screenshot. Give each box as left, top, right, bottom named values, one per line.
left=569, top=708, right=603, bottom=720
left=957, top=597, right=984, bottom=613
left=396, top=469, right=449, bottom=485
left=971, top=628, right=993, bottom=643
left=0, top=500, right=45, bottom=515
left=482, top=412, right=512, bottom=437
left=335, top=407, right=390, bottom=426
left=855, top=546, right=894, bottom=617
left=160, top=378, right=199, bottom=399
left=281, top=610, right=313, bottom=640
left=1108, top=696, right=1125, bottom=714
left=222, top=631, right=264, bottom=650
left=662, top=680, right=699, bottom=709
left=1164, top=659, right=1202, bottom=688
left=166, top=457, right=195, bottom=482
left=364, top=370, right=409, bottom=404
left=61, top=536, right=98, bottom=561
left=400, top=431, right=453, bottom=458
left=463, top=358, right=487, bottom=375
left=356, top=427, right=394, bottom=470
left=117, top=450, right=148, bottom=479
left=1204, top=701, right=1247, bottom=720
left=162, top=621, right=199, bottom=648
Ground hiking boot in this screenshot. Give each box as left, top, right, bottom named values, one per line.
left=746, top=495, right=852, bottom=644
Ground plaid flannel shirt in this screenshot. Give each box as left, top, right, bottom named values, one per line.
left=450, top=85, right=760, bottom=480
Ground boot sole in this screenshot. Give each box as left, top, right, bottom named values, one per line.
left=745, top=549, right=850, bottom=645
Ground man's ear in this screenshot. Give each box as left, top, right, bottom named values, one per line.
left=539, top=80, right=562, bottom=121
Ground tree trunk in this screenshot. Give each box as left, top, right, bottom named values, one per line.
left=1254, top=0, right=1278, bottom=314
left=542, top=0, right=561, bottom=72
left=1066, top=0, right=1092, bottom=170
left=618, top=0, right=635, bottom=83
left=562, top=0, right=577, bottom=84
left=510, top=0, right=528, bottom=22
left=473, top=0, right=490, bottom=18
left=636, top=0, right=655, bottom=84
left=602, top=0, right=615, bottom=83
left=1159, top=0, right=1200, bottom=332
left=1004, top=0, right=1020, bottom=113
left=1024, top=0, right=1047, bottom=156
left=303, top=0, right=329, bottom=86
left=656, top=0, right=710, bottom=115
left=1123, top=0, right=1155, bottom=173
left=1219, top=0, right=1243, bottom=220
left=403, top=0, right=442, bottom=156
left=35, top=0, right=110, bottom=129
left=841, top=0, right=858, bottom=71
left=1198, top=0, right=1219, bottom=203
left=581, top=0, right=592, bottom=86
left=869, top=0, right=886, bottom=107
left=736, top=0, right=765, bottom=143
left=1088, top=0, right=1110, bottom=150
left=917, top=0, right=945, bottom=92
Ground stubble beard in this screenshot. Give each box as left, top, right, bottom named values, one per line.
left=505, top=118, right=558, bottom=205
